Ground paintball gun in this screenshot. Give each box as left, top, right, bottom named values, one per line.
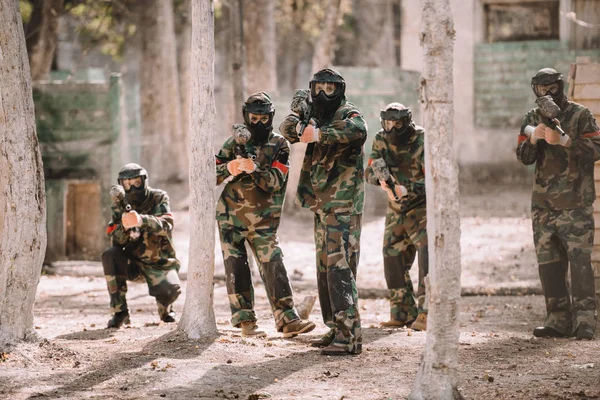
left=109, top=184, right=141, bottom=240
left=291, top=89, right=313, bottom=137
left=524, top=95, right=569, bottom=146
left=232, top=124, right=257, bottom=160
left=371, top=158, right=401, bottom=202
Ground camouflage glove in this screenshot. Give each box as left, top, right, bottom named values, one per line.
left=122, top=210, right=142, bottom=229
left=298, top=124, right=320, bottom=143
left=227, top=158, right=246, bottom=176
left=238, top=157, right=256, bottom=173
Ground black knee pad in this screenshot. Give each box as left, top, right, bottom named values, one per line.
left=149, top=280, right=182, bottom=306
left=102, top=246, right=130, bottom=276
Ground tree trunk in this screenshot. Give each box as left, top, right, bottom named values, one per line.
left=311, top=0, right=342, bottom=72
left=0, top=0, right=47, bottom=351
left=177, top=0, right=192, bottom=173
left=408, top=0, right=463, bottom=399
left=230, top=0, right=246, bottom=109
left=242, top=0, right=276, bottom=94
left=139, top=0, right=187, bottom=199
left=178, top=0, right=218, bottom=340
left=353, top=0, right=396, bottom=67
left=25, top=0, right=63, bottom=81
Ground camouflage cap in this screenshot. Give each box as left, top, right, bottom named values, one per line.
left=243, top=92, right=275, bottom=115
left=380, top=103, right=412, bottom=121
left=311, top=68, right=345, bottom=83
left=118, top=163, right=148, bottom=181
left=531, top=68, right=564, bottom=86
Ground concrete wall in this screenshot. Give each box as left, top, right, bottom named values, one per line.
left=35, top=76, right=126, bottom=261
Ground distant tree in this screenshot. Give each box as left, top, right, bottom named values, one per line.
left=176, top=0, right=191, bottom=169
left=178, top=0, right=218, bottom=339
left=353, top=0, right=395, bottom=67
left=139, top=0, right=188, bottom=198
left=25, top=0, right=63, bottom=80
left=408, top=0, right=463, bottom=399
left=229, top=0, right=246, bottom=108
left=243, top=0, right=276, bottom=94
left=311, top=0, right=342, bottom=71
left=0, top=0, right=47, bottom=351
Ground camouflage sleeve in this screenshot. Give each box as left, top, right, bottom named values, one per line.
left=570, top=108, right=600, bottom=162
left=320, top=110, right=367, bottom=144
left=140, top=193, right=174, bottom=237
left=250, top=139, right=290, bottom=193
left=216, top=137, right=235, bottom=185
left=365, top=134, right=384, bottom=186
left=279, top=114, right=301, bottom=144
left=105, top=201, right=128, bottom=245
left=516, top=113, right=538, bottom=165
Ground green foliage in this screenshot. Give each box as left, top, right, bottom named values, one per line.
left=19, top=0, right=33, bottom=25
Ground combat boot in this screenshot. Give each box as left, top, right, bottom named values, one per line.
left=157, top=303, right=176, bottom=323
left=241, top=321, right=267, bottom=338
left=411, top=312, right=427, bottom=331
left=380, top=318, right=414, bottom=328
left=574, top=325, right=595, bottom=340
left=310, top=328, right=337, bottom=348
left=532, top=326, right=569, bottom=338
left=282, top=319, right=316, bottom=338
left=107, top=310, right=130, bottom=328
left=321, top=343, right=362, bottom=356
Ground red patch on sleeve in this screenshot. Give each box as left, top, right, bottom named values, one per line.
left=160, top=213, right=173, bottom=219
left=368, top=159, right=373, bottom=166
left=347, top=112, right=360, bottom=119
left=582, top=131, right=600, bottom=139
left=216, top=159, right=224, bottom=165
left=272, top=161, right=289, bottom=175
left=518, top=134, right=528, bottom=144
left=106, top=224, right=117, bottom=235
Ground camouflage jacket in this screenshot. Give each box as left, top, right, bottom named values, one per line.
left=279, top=99, right=367, bottom=215
left=516, top=100, right=600, bottom=210
left=106, top=188, right=180, bottom=270
left=365, top=126, right=426, bottom=213
left=215, top=130, right=290, bottom=230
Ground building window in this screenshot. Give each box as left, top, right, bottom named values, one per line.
left=484, top=0, right=559, bottom=42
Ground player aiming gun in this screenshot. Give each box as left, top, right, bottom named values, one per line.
left=109, top=184, right=141, bottom=240
left=232, top=123, right=257, bottom=160
left=290, top=89, right=314, bottom=137
left=371, top=158, right=402, bottom=202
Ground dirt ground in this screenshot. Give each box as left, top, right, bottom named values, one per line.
left=1, top=183, right=599, bottom=400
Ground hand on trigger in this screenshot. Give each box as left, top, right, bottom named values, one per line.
left=300, top=125, right=320, bottom=143
left=544, top=119, right=562, bottom=145
left=122, top=210, right=142, bottom=229
left=238, top=158, right=256, bottom=173
left=227, top=159, right=245, bottom=176
left=531, top=123, right=547, bottom=144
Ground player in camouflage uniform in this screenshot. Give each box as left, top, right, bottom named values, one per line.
left=102, top=163, right=182, bottom=328
left=280, top=69, right=367, bottom=355
left=517, top=68, right=599, bottom=340
left=216, top=92, right=316, bottom=338
left=365, top=103, right=428, bottom=331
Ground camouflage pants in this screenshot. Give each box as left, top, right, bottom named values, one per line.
left=101, top=246, right=181, bottom=314
left=218, top=221, right=299, bottom=331
left=314, top=211, right=362, bottom=354
left=532, top=207, right=597, bottom=335
left=383, top=206, right=428, bottom=322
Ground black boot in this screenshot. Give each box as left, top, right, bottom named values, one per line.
left=107, top=310, right=130, bottom=328
left=158, top=303, right=176, bottom=323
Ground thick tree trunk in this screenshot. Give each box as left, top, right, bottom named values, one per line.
left=177, top=0, right=192, bottom=173
left=139, top=0, right=187, bottom=199
left=408, top=0, right=463, bottom=399
left=230, top=0, right=246, bottom=109
left=353, top=0, right=396, bottom=67
left=0, top=0, right=47, bottom=350
left=242, top=0, right=276, bottom=94
left=311, top=0, right=342, bottom=72
left=178, top=0, right=218, bottom=340
left=25, top=0, right=62, bottom=81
